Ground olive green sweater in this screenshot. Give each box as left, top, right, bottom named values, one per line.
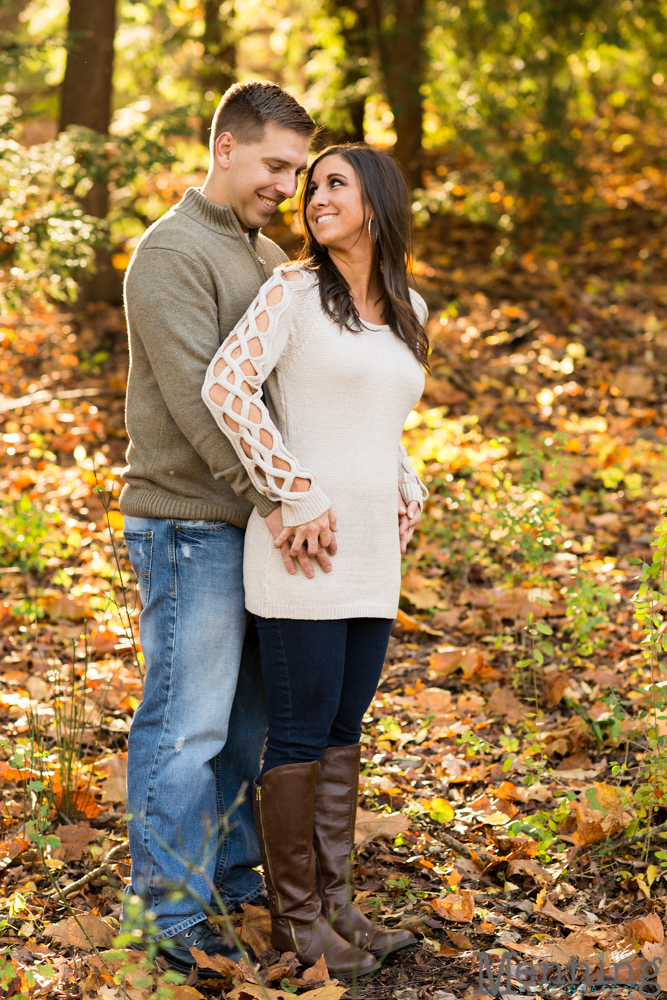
left=120, top=187, right=286, bottom=526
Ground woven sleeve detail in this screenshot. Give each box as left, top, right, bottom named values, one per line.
left=398, top=443, right=428, bottom=508
left=409, top=288, right=429, bottom=326
left=202, top=268, right=331, bottom=521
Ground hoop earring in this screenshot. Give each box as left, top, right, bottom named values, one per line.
left=368, top=216, right=377, bottom=242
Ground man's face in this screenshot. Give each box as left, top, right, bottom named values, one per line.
left=220, top=124, right=310, bottom=230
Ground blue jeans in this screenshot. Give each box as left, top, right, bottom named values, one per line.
left=254, top=616, right=393, bottom=777
left=124, top=516, right=267, bottom=941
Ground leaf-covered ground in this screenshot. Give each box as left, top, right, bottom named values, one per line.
left=2, top=197, right=667, bottom=999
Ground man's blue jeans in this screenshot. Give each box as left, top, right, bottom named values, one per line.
left=123, top=516, right=267, bottom=941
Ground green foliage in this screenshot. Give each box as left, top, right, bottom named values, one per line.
left=420, top=0, right=667, bottom=233
left=0, top=495, right=68, bottom=571
left=0, top=98, right=193, bottom=308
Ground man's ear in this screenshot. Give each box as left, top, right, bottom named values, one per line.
left=213, top=131, right=235, bottom=171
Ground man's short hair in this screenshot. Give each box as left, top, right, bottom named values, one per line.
left=211, top=81, right=317, bottom=152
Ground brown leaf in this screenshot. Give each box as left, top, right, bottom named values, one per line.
left=161, top=989, right=206, bottom=1000
left=506, top=859, right=555, bottom=884
left=44, top=913, right=115, bottom=949
left=545, top=670, right=569, bottom=707
left=265, top=961, right=295, bottom=982
left=189, top=946, right=241, bottom=982
left=301, top=954, right=330, bottom=982
left=52, top=823, right=97, bottom=861
left=615, top=366, right=654, bottom=399
left=227, top=986, right=347, bottom=1000
left=642, top=942, right=667, bottom=990
left=354, top=807, right=410, bottom=847
left=431, top=609, right=462, bottom=631
left=431, top=891, right=475, bottom=922
left=95, top=753, right=127, bottom=803
left=413, top=687, right=452, bottom=717
left=44, top=595, right=94, bottom=622
left=446, top=930, right=472, bottom=949
left=0, top=836, right=30, bottom=870
left=486, top=686, right=527, bottom=722
left=624, top=913, right=664, bottom=943
left=539, top=899, right=587, bottom=928
left=240, top=902, right=273, bottom=959
left=513, top=931, right=598, bottom=963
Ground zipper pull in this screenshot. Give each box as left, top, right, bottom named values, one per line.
left=257, top=256, right=266, bottom=265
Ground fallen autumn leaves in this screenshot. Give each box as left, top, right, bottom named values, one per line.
left=3, top=209, right=667, bottom=998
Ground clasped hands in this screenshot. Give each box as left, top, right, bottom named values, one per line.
left=264, top=491, right=421, bottom=578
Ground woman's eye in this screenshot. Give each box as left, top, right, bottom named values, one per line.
left=330, top=178, right=343, bottom=187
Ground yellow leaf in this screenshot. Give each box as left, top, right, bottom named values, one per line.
left=646, top=864, right=659, bottom=887
left=107, top=510, right=124, bottom=530
left=428, top=798, right=455, bottom=823
left=636, top=877, right=650, bottom=899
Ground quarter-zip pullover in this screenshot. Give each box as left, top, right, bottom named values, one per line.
left=120, top=187, right=285, bottom=525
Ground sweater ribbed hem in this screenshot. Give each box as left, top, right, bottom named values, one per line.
left=280, top=485, right=331, bottom=527
left=248, top=601, right=397, bottom=620
left=399, top=481, right=427, bottom=508
left=119, top=485, right=251, bottom=529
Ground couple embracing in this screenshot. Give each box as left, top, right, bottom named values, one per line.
left=120, top=81, right=429, bottom=981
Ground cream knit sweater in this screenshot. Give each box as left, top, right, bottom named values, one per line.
left=202, top=265, right=428, bottom=620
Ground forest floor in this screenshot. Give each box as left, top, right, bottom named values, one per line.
left=1, top=198, right=667, bottom=999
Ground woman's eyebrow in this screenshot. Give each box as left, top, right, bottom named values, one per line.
left=326, top=172, right=347, bottom=180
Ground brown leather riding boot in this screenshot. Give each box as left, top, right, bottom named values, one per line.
left=313, top=744, right=416, bottom=957
left=253, top=761, right=380, bottom=980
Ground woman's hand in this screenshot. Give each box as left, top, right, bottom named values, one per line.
left=265, top=507, right=337, bottom=578
left=398, top=491, right=421, bottom=554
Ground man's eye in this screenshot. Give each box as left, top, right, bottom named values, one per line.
left=269, top=164, right=281, bottom=172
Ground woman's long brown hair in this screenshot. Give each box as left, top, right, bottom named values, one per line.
left=297, top=144, right=429, bottom=370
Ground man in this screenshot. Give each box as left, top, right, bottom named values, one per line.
left=119, top=81, right=323, bottom=977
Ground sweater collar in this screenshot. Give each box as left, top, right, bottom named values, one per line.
left=176, top=187, right=259, bottom=245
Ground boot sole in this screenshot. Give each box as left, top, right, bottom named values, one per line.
left=331, top=955, right=383, bottom=980
left=372, top=938, right=417, bottom=958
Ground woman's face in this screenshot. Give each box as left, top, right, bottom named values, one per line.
left=305, top=154, right=371, bottom=253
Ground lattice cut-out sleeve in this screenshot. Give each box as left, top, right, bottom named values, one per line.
left=203, top=268, right=332, bottom=527
left=398, top=443, right=428, bottom=508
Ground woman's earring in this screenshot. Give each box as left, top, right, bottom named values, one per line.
left=368, top=217, right=378, bottom=242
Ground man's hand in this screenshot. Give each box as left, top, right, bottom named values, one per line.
left=398, top=491, right=421, bottom=554
left=265, top=507, right=337, bottom=579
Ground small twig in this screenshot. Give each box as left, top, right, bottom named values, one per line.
left=48, top=841, right=128, bottom=898
left=0, top=386, right=124, bottom=414
left=435, top=830, right=494, bottom=865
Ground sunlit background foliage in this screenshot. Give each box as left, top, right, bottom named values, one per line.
left=2, top=0, right=667, bottom=307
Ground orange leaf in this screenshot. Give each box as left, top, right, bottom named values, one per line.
left=189, top=946, right=241, bottom=982
left=447, top=930, right=472, bottom=950
left=395, top=608, right=444, bottom=636
left=431, top=891, right=475, bottom=922
left=625, top=913, right=664, bottom=943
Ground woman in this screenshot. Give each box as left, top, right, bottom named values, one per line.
left=203, top=145, right=428, bottom=979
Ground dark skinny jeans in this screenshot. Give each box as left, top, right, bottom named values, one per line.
left=254, top=616, right=394, bottom=777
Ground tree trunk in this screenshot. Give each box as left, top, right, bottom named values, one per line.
left=199, top=1, right=236, bottom=146
left=59, top=0, right=120, bottom=303
left=60, top=0, right=115, bottom=135
left=332, top=0, right=373, bottom=143
left=369, top=0, right=426, bottom=188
